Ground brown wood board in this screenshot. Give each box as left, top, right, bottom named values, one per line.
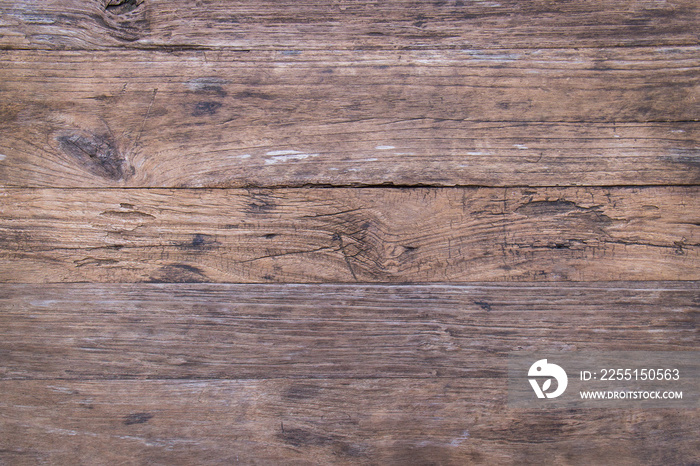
left=1, top=0, right=698, bottom=464
left=1, top=0, right=698, bottom=50
left=0, top=187, right=697, bottom=283
left=0, top=282, right=697, bottom=380
left=1, top=379, right=698, bottom=465
left=0, top=48, right=698, bottom=188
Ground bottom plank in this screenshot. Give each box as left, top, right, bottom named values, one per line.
left=1, top=379, right=698, bottom=465
left=1, top=283, right=697, bottom=464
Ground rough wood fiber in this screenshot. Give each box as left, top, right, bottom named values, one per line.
left=1, top=379, right=698, bottom=465
left=0, top=283, right=697, bottom=380
left=3, top=120, right=700, bottom=188
left=1, top=0, right=698, bottom=50
left=1, top=0, right=698, bottom=463
left=0, top=187, right=697, bottom=283
left=1, top=48, right=698, bottom=188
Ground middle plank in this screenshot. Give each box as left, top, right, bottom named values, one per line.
left=1, top=187, right=697, bottom=283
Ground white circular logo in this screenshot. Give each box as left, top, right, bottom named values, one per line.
left=528, top=359, right=568, bottom=399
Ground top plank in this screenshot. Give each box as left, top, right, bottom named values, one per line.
left=0, top=0, right=698, bottom=51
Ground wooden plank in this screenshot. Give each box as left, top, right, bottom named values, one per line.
left=1, top=0, right=698, bottom=51
left=0, top=187, right=697, bottom=283
left=1, top=379, right=698, bottom=465
left=0, top=283, right=697, bottom=380
left=1, top=187, right=697, bottom=283
left=1, top=49, right=698, bottom=188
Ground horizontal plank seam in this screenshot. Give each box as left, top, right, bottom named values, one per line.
left=2, top=282, right=695, bottom=290
left=0, top=376, right=512, bottom=382
left=4, top=280, right=700, bottom=286
left=2, top=43, right=699, bottom=53
left=2, top=184, right=700, bottom=190
left=14, top=238, right=700, bottom=253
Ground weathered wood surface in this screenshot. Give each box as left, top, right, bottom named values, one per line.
left=1, top=0, right=698, bottom=51
left=2, top=0, right=698, bottom=463
left=1, top=48, right=698, bottom=188
left=0, top=283, right=697, bottom=380
left=0, top=187, right=697, bottom=283
left=1, top=379, right=698, bottom=465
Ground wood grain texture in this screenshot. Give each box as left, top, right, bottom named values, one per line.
left=1, top=379, right=698, bottom=465
left=0, top=283, right=697, bottom=380
left=0, top=187, right=697, bottom=283
left=1, top=48, right=698, bottom=188
left=1, top=0, right=698, bottom=51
